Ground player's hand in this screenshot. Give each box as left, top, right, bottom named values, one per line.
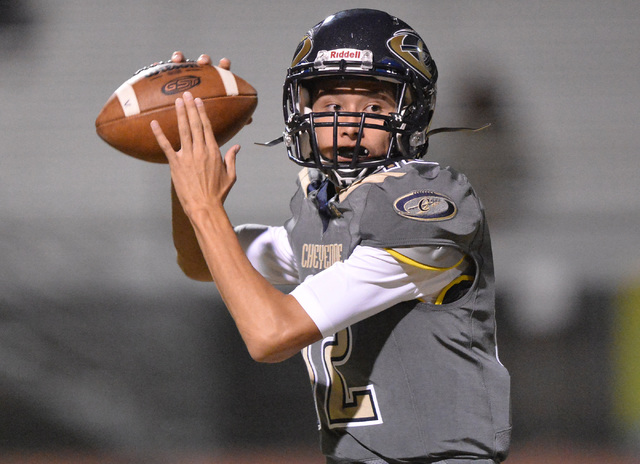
left=170, top=50, right=230, bottom=70
left=169, top=52, right=250, bottom=125
left=150, top=91, right=241, bottom=215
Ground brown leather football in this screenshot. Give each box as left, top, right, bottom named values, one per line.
left=95, top=61, right=258, bottom=163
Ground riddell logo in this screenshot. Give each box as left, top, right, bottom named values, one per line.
left=328, top=49, right=362, bottom=60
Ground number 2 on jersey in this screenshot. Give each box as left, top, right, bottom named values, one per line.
left=303, top=327, right=383, bottom=428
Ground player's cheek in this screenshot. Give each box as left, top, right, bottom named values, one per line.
left=314, top=127, right=333, bottom=153
left=361, top=128, right=387, bottom=153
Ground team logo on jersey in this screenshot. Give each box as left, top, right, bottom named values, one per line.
left=393, top=190, right=457, bottom=221
left=387, top=29, right=434, bottom=80
left=300, top=243, right=343, bottom=270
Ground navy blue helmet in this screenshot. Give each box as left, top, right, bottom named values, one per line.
left=282, top=8, right=438, bottom=186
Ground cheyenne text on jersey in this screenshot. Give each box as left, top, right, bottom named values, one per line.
left=301, top=243, right=343, bottom=270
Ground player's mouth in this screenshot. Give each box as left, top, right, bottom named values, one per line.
left=335, top=146, right=371, bottom=162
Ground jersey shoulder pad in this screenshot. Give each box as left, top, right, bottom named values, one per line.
left=356, top=161, right=484, bottom=249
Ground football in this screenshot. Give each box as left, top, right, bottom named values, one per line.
left=95, top=61, right=258, bottom=163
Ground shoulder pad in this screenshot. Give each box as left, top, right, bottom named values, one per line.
left=358, top=165, right=483, bottom=249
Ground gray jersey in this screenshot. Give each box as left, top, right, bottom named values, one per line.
left=285, top=160, right=511, bottom=463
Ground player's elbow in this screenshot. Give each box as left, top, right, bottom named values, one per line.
left=248, top=346, right=293, bottom=364
left=177, top=256, right=214, bottom=282
left=183, top=268, right=214, bottom=282
left=245, top=332, right=299, bottom=363
left=246, top=343, right=291, bottom=364
left=245, top=323, right=317, bottom=364
left=241, top=295, right=322, bottom=363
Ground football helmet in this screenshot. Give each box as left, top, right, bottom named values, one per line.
left=282, top=8, right=438, bottom=187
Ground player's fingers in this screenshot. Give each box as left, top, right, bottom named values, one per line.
left=175, top=96, right=193, bottom=155
left=182, top=92, right=205, bottom=153
left=171, top=51, right=185, bottom=63
left=197, top=54, right=213, bottom=66
left=150, top=120, right=176, bottom=160
left=194, top=97, right=220, bottom=156
left=218, top=57, right=231, bottom=70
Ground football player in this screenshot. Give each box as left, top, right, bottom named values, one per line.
left=152, top=8, right=511, bottom=464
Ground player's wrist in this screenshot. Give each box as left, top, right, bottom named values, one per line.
left=187, top=203, right=232, bottom=235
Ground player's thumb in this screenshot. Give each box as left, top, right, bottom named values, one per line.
left=224, top=144, right=241, bottom=176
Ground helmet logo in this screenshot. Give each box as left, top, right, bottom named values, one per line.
left=387, top=30, right=434, bottom=80
left=314, top=49, right=373, bottom=71
left=291, top=34, right=313, bottom=67
left=325, top=49, right=363, bottom=60
left=393, top=190, right=456, bottom=221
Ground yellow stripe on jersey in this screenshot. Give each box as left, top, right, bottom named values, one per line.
left=435, top=275, right=474, bottom=305
left=384, top=247, right=465, bottom=271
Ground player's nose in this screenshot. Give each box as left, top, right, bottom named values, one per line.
left=338, top=114, right=361, bottom=139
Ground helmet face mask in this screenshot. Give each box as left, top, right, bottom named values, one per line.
left=283, top=9, right=438, bottom=187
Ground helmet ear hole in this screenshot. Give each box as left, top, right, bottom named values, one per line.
left=299, top=131, right=313, bottom=162
left=299, top=86, right=311, bottom=113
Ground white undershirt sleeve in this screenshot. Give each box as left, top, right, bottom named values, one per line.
left=235, top=224, right=468, bottom=339
left=290, top=244, right=467, bottom=337
left=234, top=224, right=299, bottom=285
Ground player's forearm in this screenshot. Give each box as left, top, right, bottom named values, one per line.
left=171, top=184, right=214, bottom=281
left=187, top=205, right=321, bottom=362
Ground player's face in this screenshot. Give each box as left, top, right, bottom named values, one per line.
left=310, top=79, right=397, bottom=164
